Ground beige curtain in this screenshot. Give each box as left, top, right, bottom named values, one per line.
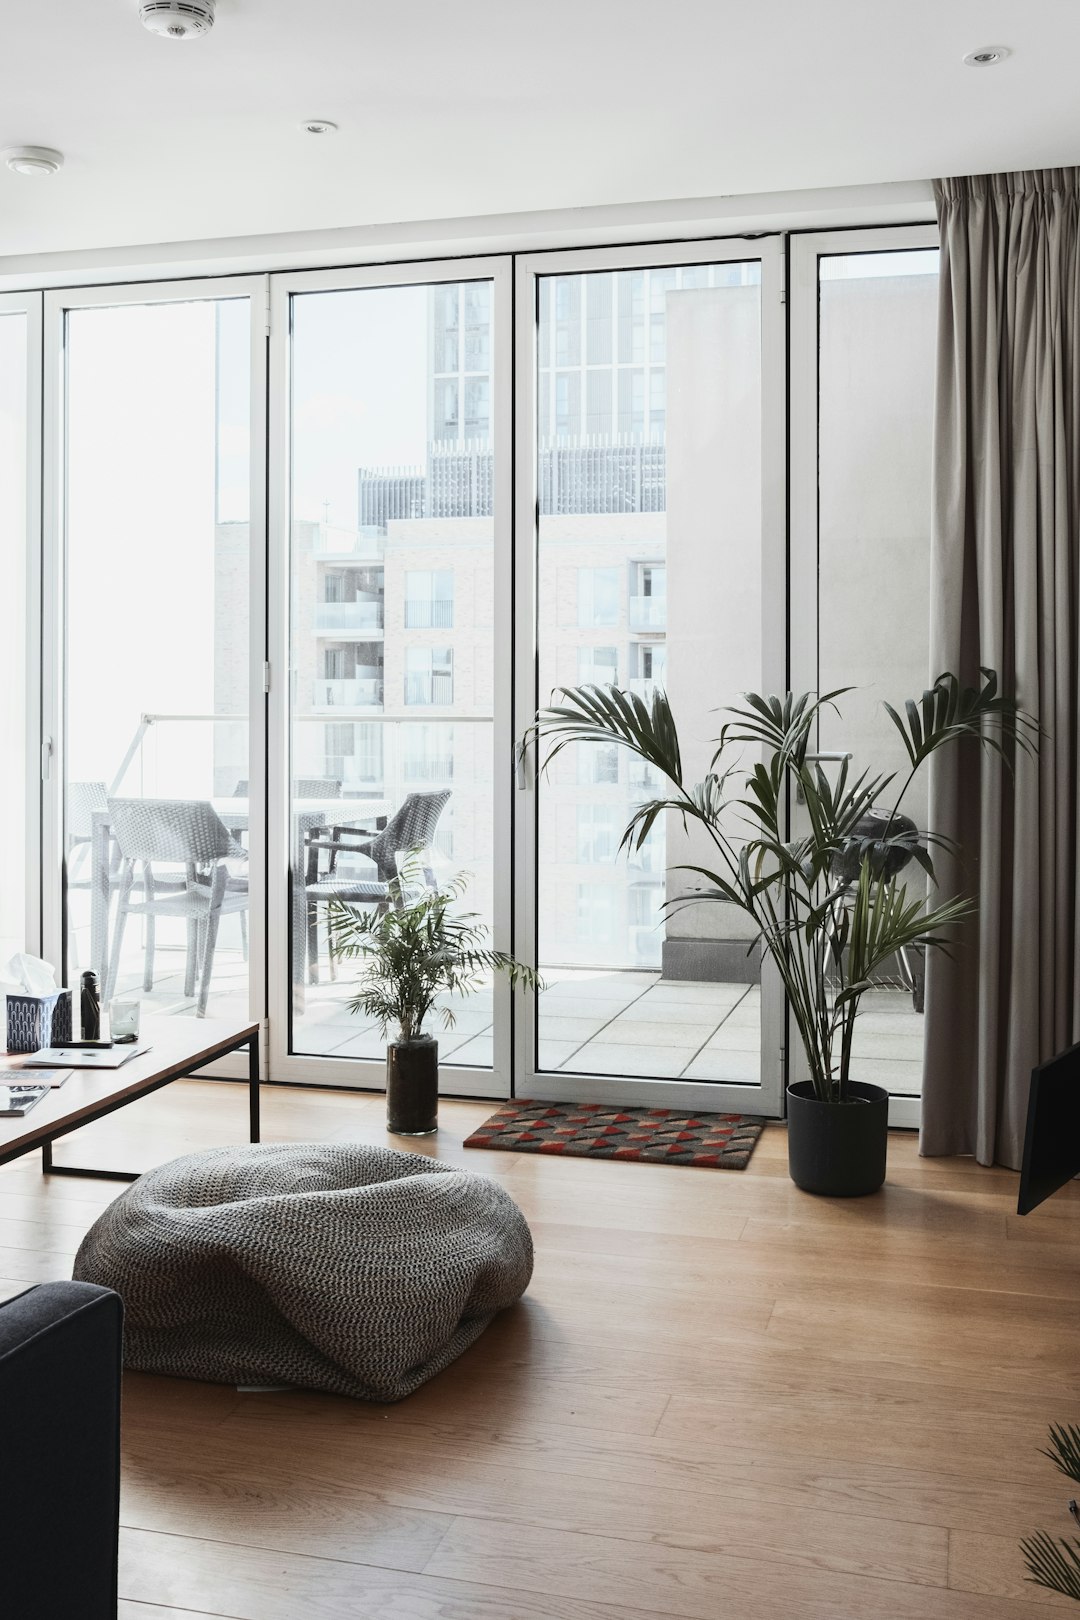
left=922, top=169, right=1080, bottom=1167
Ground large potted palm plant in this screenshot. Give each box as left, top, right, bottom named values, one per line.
left=328, top=864, right=539, bottom=1136
left=532, top=671, right=1034, bottom=1195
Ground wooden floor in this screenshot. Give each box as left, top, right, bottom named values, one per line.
left=2, top=1080, right=1078, bottom=1618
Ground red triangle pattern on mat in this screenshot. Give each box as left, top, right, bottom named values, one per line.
left=464, top=1100, right=764, bottom=1171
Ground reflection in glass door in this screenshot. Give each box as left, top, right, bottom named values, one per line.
left=274, top=265, right=509, bottom=1094
left=50, top=284, right=261, bottom=1026
left=517, top=242, right=785, bottom=1112
left=791, top=229, right=940, bottom=1127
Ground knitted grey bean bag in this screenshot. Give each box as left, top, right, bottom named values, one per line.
left=72, top=1141, right=533, bottom=1402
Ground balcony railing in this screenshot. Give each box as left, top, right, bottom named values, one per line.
left=404, top=599, right=454, bottom=629
left=315, top=600, right=384, bottom=633
left=629, top=594, right=667, bottom=631
left=628, top=677, right=663, bottom=702
left=313, top=678, right=384, bottom=708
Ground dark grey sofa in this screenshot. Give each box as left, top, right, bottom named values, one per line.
left=0, top=1281, right=123, bottom=1619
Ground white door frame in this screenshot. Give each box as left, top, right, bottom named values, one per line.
left=512, top=236, right=788, bottom=1114
left=0, top=292, right=43, bottom=960
left=789, top=223, right=940, bottom=1130
left=41, top=274, right=270, bottom=1070
left=266, top=256, right=513, bottom=1097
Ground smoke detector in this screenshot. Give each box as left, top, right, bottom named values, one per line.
left=139, top=0, right=216, bottom=39
left=4, top=146, right=63, bottom=177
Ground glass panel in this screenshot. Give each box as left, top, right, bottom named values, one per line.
left=289, top=279, right=495, bottom=1066
left=0, top=312, right=28, bottom=961
left=63, top=298, right=251, bottom=1022
left=817, top=247, right=939, bottom=1100
left=536, top=259, right=764, bottom=1081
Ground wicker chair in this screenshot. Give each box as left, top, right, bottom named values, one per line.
left=105, top=799, right=249, bottom=1016
left=304, top=790, right=451, bottom=983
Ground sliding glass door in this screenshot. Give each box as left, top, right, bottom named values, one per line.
left=43, top=280, right=266, bottom=1035
left=267, top=261, right=512, bottom=1093
left=514, top=240, right=786, bottom=1113
left=28, top=225, right=937, bottom=1113
left=790, top=225, right=940, bottom=1127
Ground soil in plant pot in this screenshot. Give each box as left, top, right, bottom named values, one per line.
left=786, top=1079, right=888, bottom=1197
left=386, top=1038, right=438, bottom=1136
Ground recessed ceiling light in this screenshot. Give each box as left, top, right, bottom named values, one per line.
left=300, top=120, right=338, bottom=136
left=963, top=45, right=1010, bottom=66
left=3, top=146, right=64, bottom=177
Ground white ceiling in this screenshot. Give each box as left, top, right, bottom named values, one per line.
left=1, top=0, right=1078, bottom=260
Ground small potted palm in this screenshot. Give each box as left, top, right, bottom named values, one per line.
left=532, top=672, right=1034, bottom=1195
left=328, top=862, right=540, bottom=1136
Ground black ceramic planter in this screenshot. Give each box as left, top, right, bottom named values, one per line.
left=386, top=1038, right=439, bottom=1136
left=787, top=1080, right=888, bottom=1197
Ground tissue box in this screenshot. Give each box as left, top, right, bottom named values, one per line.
left=6, top=989, right=73, bottom=1053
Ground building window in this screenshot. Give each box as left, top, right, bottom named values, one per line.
left=576, top=805, right=618, bottom=865
left=436, top=378, right=458, bottom=439
left=577, top=567, right=620, bottom=628
left=404, top=569, right=454, bottom=629
left=630, top=641, right=666, bottom=694
left=464, top=377, right=489, bottom=439
left=323, top=721, right=354, bottom=784
left=578, top=645, right=618, bottom=686
left=555, top=372, right=579, bottom=438
left=629, top=561, right=667, bottom=631
left=401, top=724, right=454, bottom=784
left=617, top=369, right=646, bottom=437
left=405, top=646, right=453, bottom=705
left=576, top=883, right=618, bottom=948
left=578, top=742, right=620, bottom=786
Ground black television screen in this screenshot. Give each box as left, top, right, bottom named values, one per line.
left=1018, top=1040, right=1080, bottom=1215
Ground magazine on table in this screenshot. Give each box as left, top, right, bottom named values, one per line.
left=0, top=1066, right=71, bottom=1088
left=0, top=1083, right=50, bottom=1116
left=23, top=1043, right=150, bottom=1070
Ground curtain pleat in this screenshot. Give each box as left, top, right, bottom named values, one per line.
left=922, top=168, right=1080, bottom=1167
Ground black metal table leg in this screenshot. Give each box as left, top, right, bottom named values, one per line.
left=249, top=1033, right=261, bottom=1142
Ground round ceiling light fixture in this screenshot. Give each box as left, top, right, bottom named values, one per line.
left=963, top=45, right=1010, bottom=66
left=139, top=0, right=216, bottom=39
left=3, top=146, right=64, bottom=177
left=300, top=119, right=338, bottom=136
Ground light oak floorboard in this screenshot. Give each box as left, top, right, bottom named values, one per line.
left=2, top=1081, right=1073, bottom=1617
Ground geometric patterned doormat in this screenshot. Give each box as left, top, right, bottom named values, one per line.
left=463, top=1100, right=765, bottom=1170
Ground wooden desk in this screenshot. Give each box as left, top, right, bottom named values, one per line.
left=0, top=1015, right=260, bottom=1182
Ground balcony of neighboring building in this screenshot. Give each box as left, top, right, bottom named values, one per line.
left=312, top=675, right=384, bottom=709
left=627, top=676, right=663, bottom=702
left=314, top=598, right=385, bottom=635
left=629, top=593, right=667, bottom=631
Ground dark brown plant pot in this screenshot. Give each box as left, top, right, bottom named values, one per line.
left=787, top=1080, right=888, bottom=1197
left=386, top=1038, right=438, bottom=1136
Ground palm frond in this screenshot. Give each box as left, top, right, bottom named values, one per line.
left=884, top=668, right=1040, bottom=773
left=533, top=683, right=683, bottom=784
left=1043, top=1426, right=1080, bottom=1485
left=1021, top=1530, right=1080, bottom=1601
